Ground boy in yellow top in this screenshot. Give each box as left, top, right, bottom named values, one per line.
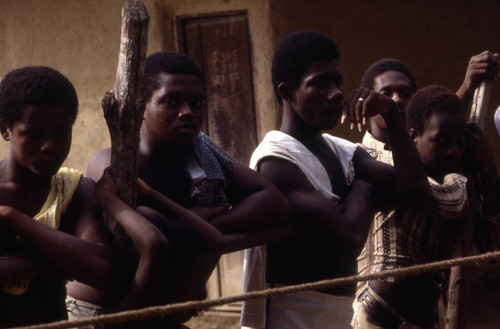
left=0, top=66, right=113, bottom=327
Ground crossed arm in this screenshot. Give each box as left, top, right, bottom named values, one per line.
left=258, top=157, right=372, bottom=254
left=0, top=177, right=112, bottom=289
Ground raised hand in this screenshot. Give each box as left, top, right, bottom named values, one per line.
left=457, top=51, right=500, bottom=102
left=341, top=87, right=396, bottom=132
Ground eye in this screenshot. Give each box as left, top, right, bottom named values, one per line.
left=399, top=89, right=412, bottom=99
left=191, top=98, right=206, bottom=110
left=380, top=90, right=392, bottom=97
left=26, top=131, right=42, bottom=139
left=310, top=76, right=329, bottom=89
left=55, top=128, right=71, bottom=137
left=434, top=137, right=448, bottom=147
left=166, top=99, right=179, bottom=108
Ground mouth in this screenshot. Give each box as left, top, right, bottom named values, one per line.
left=175, top=124, right=200, bottom=134
left=34, top=160, right=62, bottom=176
left=325, top=103, right=342, bottom=114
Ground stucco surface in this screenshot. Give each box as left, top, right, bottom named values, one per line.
left=0, top=0, right=273, bottom=172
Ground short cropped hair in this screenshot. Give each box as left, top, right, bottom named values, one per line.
left=144, top=51, right=203, bottom=102
left=0, top=66, right=78, bottom=128
left=360, top=58, right=417, bottom=93
left=271, top=30, right=340, bottom=105
left=406, top=85, right=464, bottom=136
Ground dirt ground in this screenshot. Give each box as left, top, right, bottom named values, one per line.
left=459, top=260, right=500, bottom=329
left=185, top=312, right=240, bottom=329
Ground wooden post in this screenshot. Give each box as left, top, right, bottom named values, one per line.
left=102, top=0, right=149, bottom=207
left=445, top=81, right=492, bottom=329
left=445, top=233, right=464, bottom=329
left=101, top=0, right=149, bottom=245
left=469, top=81, right=493, bottom=128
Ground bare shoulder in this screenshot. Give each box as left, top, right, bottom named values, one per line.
left=59, top=176, right=101, bottom=235
left=258, top=156, right=316, bottom=194
left=66, top=177, right=99, bottom=218
left=86, top=148, right=111, bottom=182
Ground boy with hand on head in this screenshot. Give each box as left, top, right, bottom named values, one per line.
left=351, top=85, right=498, bottom=329
left=0, top=66, right=113, bottom=327
left=352, top=53, right=499, bottom=328
left=359, top=52, right=499, bottom=152
left=241, top=30, right=430, bottom=329
left=75, top=51, right=290, bottom=328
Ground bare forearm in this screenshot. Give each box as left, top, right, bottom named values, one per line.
left=113, top=248, right=167, bottom=311
left=456, top=83, right=472, bottom=108
left=0, top=207, right=111, bottom=288
left=288, top=184, right=372, bottom=248
left=144, top=187, right=224, bottom=247
left=221, top=222, right=299, bottom=253
left=209, top=190, right=291, bottom=234
left=101, top=192, right=168, bottom=253
left=383, top=107, right=430, bottom=205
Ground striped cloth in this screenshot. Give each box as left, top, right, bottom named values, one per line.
left=357, top=132, right=467, bottom=283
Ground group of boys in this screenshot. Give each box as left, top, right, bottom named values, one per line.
left=0, top=29, right=498, bottom=329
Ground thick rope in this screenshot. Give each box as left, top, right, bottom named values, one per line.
left=15, top=250, right=500, bottom=329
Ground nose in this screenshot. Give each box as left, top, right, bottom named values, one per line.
left=178, top=103, right=195, bottom=120
left=446, top=143, right=463, bottom=163
left=327, top=84, right=343, bottom=102
left=392, top=92, right=404, bottom=107
left=40, top=137, right=58, bottom=153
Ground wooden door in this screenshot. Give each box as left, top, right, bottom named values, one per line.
left=179, top=12, right=257, bottom=165
left=178, top=12, right=257, bottom=310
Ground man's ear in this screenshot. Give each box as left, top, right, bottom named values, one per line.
left=278, top=82, right=294, bottom=103
left=408, top=128, right=416, bottom=144
left=0, top=120, right=10, bottom=141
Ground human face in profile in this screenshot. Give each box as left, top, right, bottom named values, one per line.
left=413, top=112, right=466, bottom=181
left=4, top=104, right=73, bottom=177
left=290, top=59, right=344, bottom=130
left=142, top=73, right=206, bottom=148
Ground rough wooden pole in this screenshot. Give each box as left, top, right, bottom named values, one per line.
left=445, top=240, right=463, bottom=329
left=445, top=82, right=492, bottom=329
left=469, top=81, right=493, bottom=127
left=102, top=0, right=149, bottom=207
left=101, top=1, right=149, bottom=246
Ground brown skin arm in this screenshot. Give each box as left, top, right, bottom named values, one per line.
left=344, top=88, right=431, bottom=209
left=137, top=175, right=293, bottom=253
left=86, top=148, right=111, bottom=182
left=0, top=178, right=112, bottom=289
left=88, top=148, right=291, bottom=235
left=136, top=176, right=225, bottom=251
left=258, top=157, right=373, bottom=254
left=464, top=122, right=499, bottom=216
left=205, top=158, right=292, bottom=235
left=96, top=170, right=169, bottom=311
left=456, top=51, right=500, bottom=106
